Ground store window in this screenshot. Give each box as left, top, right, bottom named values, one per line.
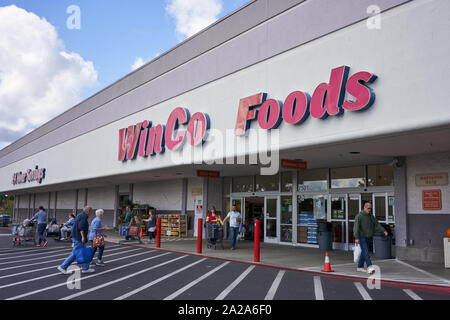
left=298, top=169, right=328, bottom=192
left=297, top=195, right=326, bottom=244
left=367, top=164, right=394, bottom=186
left=223, top=177, right=231, bottom=196
left=233, top=176, right=254, bottom=193
left=281, top=172, right=293, bottom=192
left=331, top=166, right=365, bottom=188
left=255, top=174, right=279, bottom=192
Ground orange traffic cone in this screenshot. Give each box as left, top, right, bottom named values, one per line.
left=321, top=252, right=334, bottom=272
left=139, top=227, right=143, bottom=238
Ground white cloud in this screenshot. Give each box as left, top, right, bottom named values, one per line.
left=131, top=53, right=161, bottom=71
left=131, top=57, right=145, bottom=71
left=166, top=0, right=223, bottom=39
left=0, top=5, right=98, bottom=149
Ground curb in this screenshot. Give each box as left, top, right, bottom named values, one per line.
left=117, top=240, right=450, bottom=296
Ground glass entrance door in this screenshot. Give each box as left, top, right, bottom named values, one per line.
left=330, top=195, right=347, bottom=250
left=264, top=196, right=279, bottom=243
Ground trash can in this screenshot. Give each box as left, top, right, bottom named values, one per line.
left=373, top=232, right=392, bottom=259
left=317, top=220, right=332, bottom=232
left=318, top=231, right=333, bottom=251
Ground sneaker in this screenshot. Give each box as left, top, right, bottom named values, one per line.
left=35, top=244, right=40, bottom=247
left=57, top=266, right=67, bottom=275
left=356, top=268, right=366, bottom=272
left=42, top=241, right=48, bottom=247
left=96, top=261, right=105, bottom=266
left=82, top=268, right=95, bottom=273
left=367, top=266, right=375, bottom=274
left=231, top=247, right=235, bottom=250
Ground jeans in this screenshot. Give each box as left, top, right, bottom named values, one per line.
left=358, top=237, right=372, bottom=268
left=37, top=223, right=47, bottom=244
left=60, top=226, right=71, bottom=239
left=230, top=227, right=239, bottom=249
left=60, top=239, right=91, bottom=271
left=90, top=241, right=104, bottom=261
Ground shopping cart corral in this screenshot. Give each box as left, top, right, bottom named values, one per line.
left=205, top=222, right=224, bottom=250
left=12, top=220, right=37, bottom=246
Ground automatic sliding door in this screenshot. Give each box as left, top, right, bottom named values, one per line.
left=264, top=197, right=279, bottom=243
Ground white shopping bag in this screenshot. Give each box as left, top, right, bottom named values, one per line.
left=353, top=244, right=362, bottom=263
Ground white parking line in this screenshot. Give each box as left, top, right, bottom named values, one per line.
left=0, top=248, right=84, bottom=265
left=115, top=258, right=207, bottom=300
left=215, top=265, right=255, bottom=300
left=164, top=261, right=230, bottom=300
left=354, top=282, right=372, bottom=300
left=0, top=247, right=72, bottom=261
left=0, top=247, right=145, bottom=289
left=61, top=253, right=185, bottom=300
left=403, top=289, right=423, bottom=300
left=0, top=247, right=141, bottom=280
left=0, top=245, right=121, bottom=271
left=6, top=251, right=171, bottom=300
left=314, top=276, right=324, bottom=300
left=0, top=246, right=71, bottom=256
left=264, top=270, right=285, bottom=300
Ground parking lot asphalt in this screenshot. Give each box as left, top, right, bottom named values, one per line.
left=1, top=228, right=449, bottom=301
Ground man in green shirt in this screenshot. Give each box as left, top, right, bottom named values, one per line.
left=353, top=201, right=388, bottom=274
left=124, top=206, right=134, bottom=225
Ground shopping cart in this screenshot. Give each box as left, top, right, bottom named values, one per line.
left=12, top=220, right=37, bottom=247
left=206, top=223, right=224, bottom=250
left=119, top=224, right=143, bottom=245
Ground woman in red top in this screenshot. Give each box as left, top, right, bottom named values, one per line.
left=206, top=206, right=218, bottom=224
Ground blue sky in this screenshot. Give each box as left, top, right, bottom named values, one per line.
left=1, top=0, right=248, bottom=99
left=0, top=1, right=249, bottom=148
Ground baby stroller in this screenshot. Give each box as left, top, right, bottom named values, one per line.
left=12, top=219, right=37, bottom=247
left=206, top=222, right=224, bottom=250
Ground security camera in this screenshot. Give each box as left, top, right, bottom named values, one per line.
left=389, top=158, right=403, bottom=168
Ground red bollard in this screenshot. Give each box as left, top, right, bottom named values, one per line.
left=156, top=217, right=161, bottom=248
left=254, top=219, right=260, bottom=262
left=197, top=218, right=203, bottom=254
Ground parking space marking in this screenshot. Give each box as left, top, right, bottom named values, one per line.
left=0, top=247, right=141, bottom=280
left=115, top=258, right=208, bottom=300
left=0, top=245, right=123, bottom=271
left=0, top=247, right=146, bottom=289
left=5, top=251, right=170, bottom=300
left=264, top=270, right=285, bottom=300
left=0, top=247, right=72, bottom=261
left=164, top=261, right=230, bottom=300
left=354, top=282, right=372, bottom=300
left=61, top=254, right=186, bottom=300
left=314, top=276, right=324, bottom=300
left=215, top=265, right=255, bottom=300
left=0, top=246, right=115, bottom=265
left=0, top=246, right=71, bottom=255
left=403, top=289, right=423, bottom=300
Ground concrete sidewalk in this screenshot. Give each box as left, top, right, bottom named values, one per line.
left=105, top=230, right=450, bottom=290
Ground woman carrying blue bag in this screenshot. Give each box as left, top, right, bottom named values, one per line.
left=58, top=206, right=95, bottom=274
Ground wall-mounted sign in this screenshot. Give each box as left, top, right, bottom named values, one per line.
left=191, top=188, right=202, bottom=196
left=12, top=166, right=46, bottom=185
left=281, top=159, right=307, bottom=170
left=197, top=170, right=220, bottom=178
left=234, top=66, right=377, bottom=135
left=415, top=173, right=448, bottom=187
left=422, top=189, right=442, bottom=210
left=118, top=107, right=210, bottom=162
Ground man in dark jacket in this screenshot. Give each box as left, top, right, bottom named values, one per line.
left=354, top=201, right=388, bottom=274
left=58, top=206, right=94, bottom=274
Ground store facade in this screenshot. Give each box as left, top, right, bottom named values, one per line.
left=1, top=0, right=449, bottom=262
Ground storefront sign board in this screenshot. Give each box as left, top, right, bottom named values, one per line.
left=422, top=189, right=442, bottom=210
left=415, top=173, right=448, bottom=187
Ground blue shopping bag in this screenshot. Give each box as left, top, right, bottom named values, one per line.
left=74, top=243, right=93, bottom=265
